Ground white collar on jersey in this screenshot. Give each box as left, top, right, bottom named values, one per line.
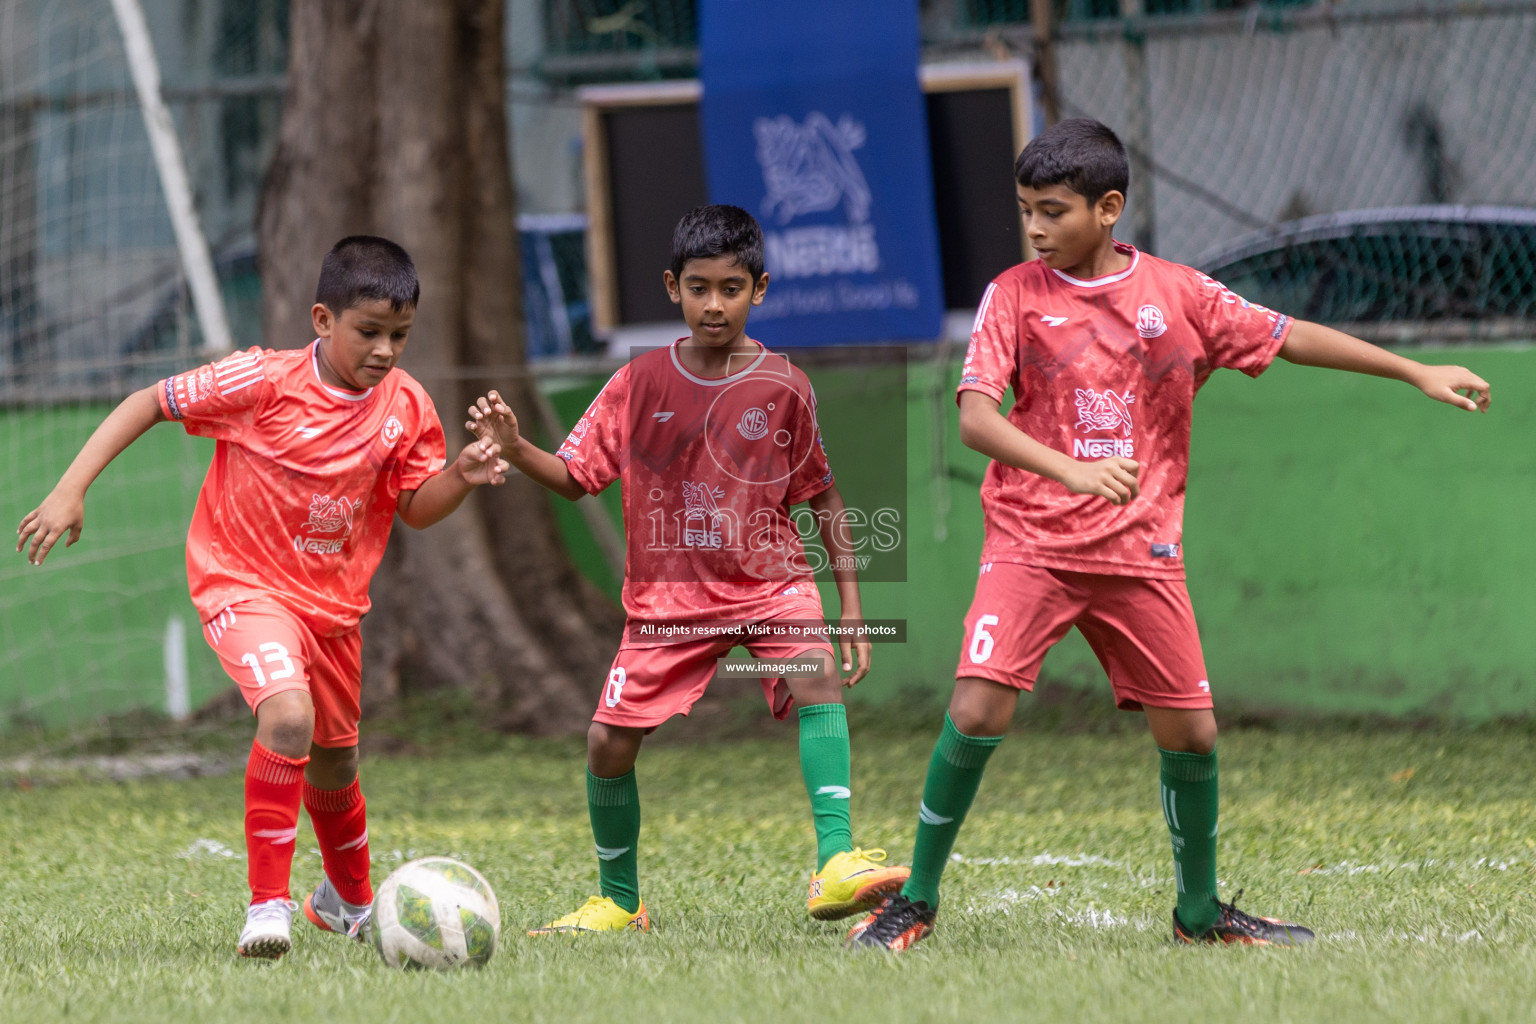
left=668, top=337, right=768, bottom=386
left=309, top=339, right=375, bottom=401
left=1049, top=242, right=1140, bottom=288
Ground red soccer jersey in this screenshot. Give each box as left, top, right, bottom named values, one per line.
left=958, top=243, right=1292, bottom=578
left=558, top=339, right=835, bottom=642
left=158, top=342, right=447, bottom=635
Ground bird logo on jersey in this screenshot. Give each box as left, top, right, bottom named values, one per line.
left=295, top=494, right=358, bottom=555
left=1136, top=304, right=1168, bottom=339
left=682, top=481, right=726, bottom=549
left=305, top=495, right=357, bottom=535
left=1075, top=388, right=1135, bottom=436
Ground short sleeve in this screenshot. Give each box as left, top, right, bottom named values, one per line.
left=956, top=279, right=1017, bottom=405
left=1192, top=271, right=1292, bottom=377
left=786, top=381, right=835, bottom=505
left=557, top=367, right=627, bottom=495
left=157, top=347, right=270, bottom=440
left=392, top=390, right=447, bottom=493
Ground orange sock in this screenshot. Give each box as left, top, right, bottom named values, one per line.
left=245, top=740, right=308, bottom=903
left=303, top=777, right=373, bottom=906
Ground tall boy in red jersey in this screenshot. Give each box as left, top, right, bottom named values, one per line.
left=17, top=237, right=512, bottom=958
left=848, top=119, right=1491, bottom=951
left=469, top=205, right=909, bottom=934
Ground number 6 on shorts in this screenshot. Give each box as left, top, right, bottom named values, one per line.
left=968, top=614, right=1000, bottom=664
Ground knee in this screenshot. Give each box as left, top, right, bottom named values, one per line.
left=786, top=651, right=843, bottom=707
left=587, top=722, right=639, bottom=777
left=949, top=677, right=1016, bottom=736
left=1163, top=721, right=1217, bottom=755
left=257, top=694, right=314, bottom=758
left=587, top=721, right=615, bottom=757
left=307, top=744, right=359, bottom=789
left=796, top=673, right=845, bottom=708
left=1186, top=725, right=1217, bottom=756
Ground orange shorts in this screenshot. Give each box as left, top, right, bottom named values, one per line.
left=596, top=627, right=835, bottom=729
left=203, top=599, right=363, bottom=746
left=954, top=562, right=1212, bottom=711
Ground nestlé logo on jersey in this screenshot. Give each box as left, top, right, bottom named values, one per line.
left=1073, top=388, right=1136, bottom=460
left=183, top=367, right=215, bottom=406
left=682, top=481, right=726, bottom=549
left=294, top=493, right=359, bottom=555
left=756, top=112, right=878, bottom=280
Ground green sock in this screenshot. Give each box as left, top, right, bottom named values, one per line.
left=1160, top=747, right=1220, bottom=934
left=798, top=703, right=853, bottom=869
left=587, top=769, right=641, bottom=913
left=900, top=712, right=1003, bottom=909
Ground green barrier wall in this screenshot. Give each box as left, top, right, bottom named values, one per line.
left=4, top=346, right=1530, bottom=730
left=547, top=347, right=1536, bottom=720
left=0, top=409, right=223, bottom=729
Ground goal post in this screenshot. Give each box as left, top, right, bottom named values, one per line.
left=108, top=0, right=233, bottom=356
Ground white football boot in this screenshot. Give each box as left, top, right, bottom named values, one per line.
left=237, top=897, right=298, bottom=959
left=303, top=875, right=372, bottom=942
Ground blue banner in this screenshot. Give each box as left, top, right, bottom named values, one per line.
left=699, top=0, right=944, bottom=345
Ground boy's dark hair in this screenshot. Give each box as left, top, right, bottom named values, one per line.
left=315, top=235, right=420, bottom=313
left=670, top=204, right=765, bottom=280
left=1014, top=118, right=1129, bottom=206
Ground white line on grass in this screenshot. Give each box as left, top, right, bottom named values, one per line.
left=951, top=852, right=1131, bottom=870
left=176, top=838, right=240, bottom=860
left=1299, top=857, right=1521, bottom=876
left=1322, top=927, right=1485, bottom=945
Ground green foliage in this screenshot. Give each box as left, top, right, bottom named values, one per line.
left=2, top=727, right=1534, bottom=1022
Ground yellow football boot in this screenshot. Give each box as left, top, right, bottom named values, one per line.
left=527, top=895, right=649, bottom=935
left=807, top=848, right=911, bottom=921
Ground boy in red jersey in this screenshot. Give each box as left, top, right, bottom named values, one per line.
left=17, top=236, right=511, bottom=959
left=848, top=119, right=1491, bottom=951
left=468, top=205, right=908, bottom=934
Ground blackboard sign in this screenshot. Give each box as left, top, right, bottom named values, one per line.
left=580, top=61, right=1031, bottom=333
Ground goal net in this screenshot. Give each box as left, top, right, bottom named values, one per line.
left=0, top=0, right=282, bottom=741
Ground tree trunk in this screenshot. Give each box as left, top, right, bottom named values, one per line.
left=256, top=0, right=620, bottom=733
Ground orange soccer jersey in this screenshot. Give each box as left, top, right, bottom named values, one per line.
left=959, top=242, right=1292, bottom=579
left=157, top=342, right=446, bottom=635
left=556, top=339, right=835, bottom=643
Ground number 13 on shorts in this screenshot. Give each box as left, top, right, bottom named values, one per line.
left=241, top=642, right=296, bottom=688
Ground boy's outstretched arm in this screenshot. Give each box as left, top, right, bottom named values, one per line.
left=958, top=390, right=1140, bottom=505
left=1278, top=320, right=1491, bottom=412
left=466, top=389, right=586, bottom=501
left=16, top=385, right=166, bottom=565
left=806, top=484, right=872, bottom=686
left=396, top=436, right=510, bottom=530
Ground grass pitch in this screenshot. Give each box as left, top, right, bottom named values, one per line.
left=2, top=719, right=1533, bottom=1023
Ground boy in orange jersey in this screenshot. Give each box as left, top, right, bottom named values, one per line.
left=469, top=205, right=909, bottom=935
left=17, top=236, right=511, bottom=959
left=847, top=119, right=1491, bottom=952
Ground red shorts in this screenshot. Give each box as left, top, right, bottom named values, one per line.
left=595, top=623, right=835, bottom=729
left=954, top=562, right=1212, bottom=711
left=203, top=599, right=363, bottom=746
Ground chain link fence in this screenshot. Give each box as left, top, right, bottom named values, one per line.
left=4, top=0, right=1533, bottom=404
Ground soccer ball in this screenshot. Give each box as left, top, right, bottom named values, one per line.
left=371, top=857, right=501, bottom=970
